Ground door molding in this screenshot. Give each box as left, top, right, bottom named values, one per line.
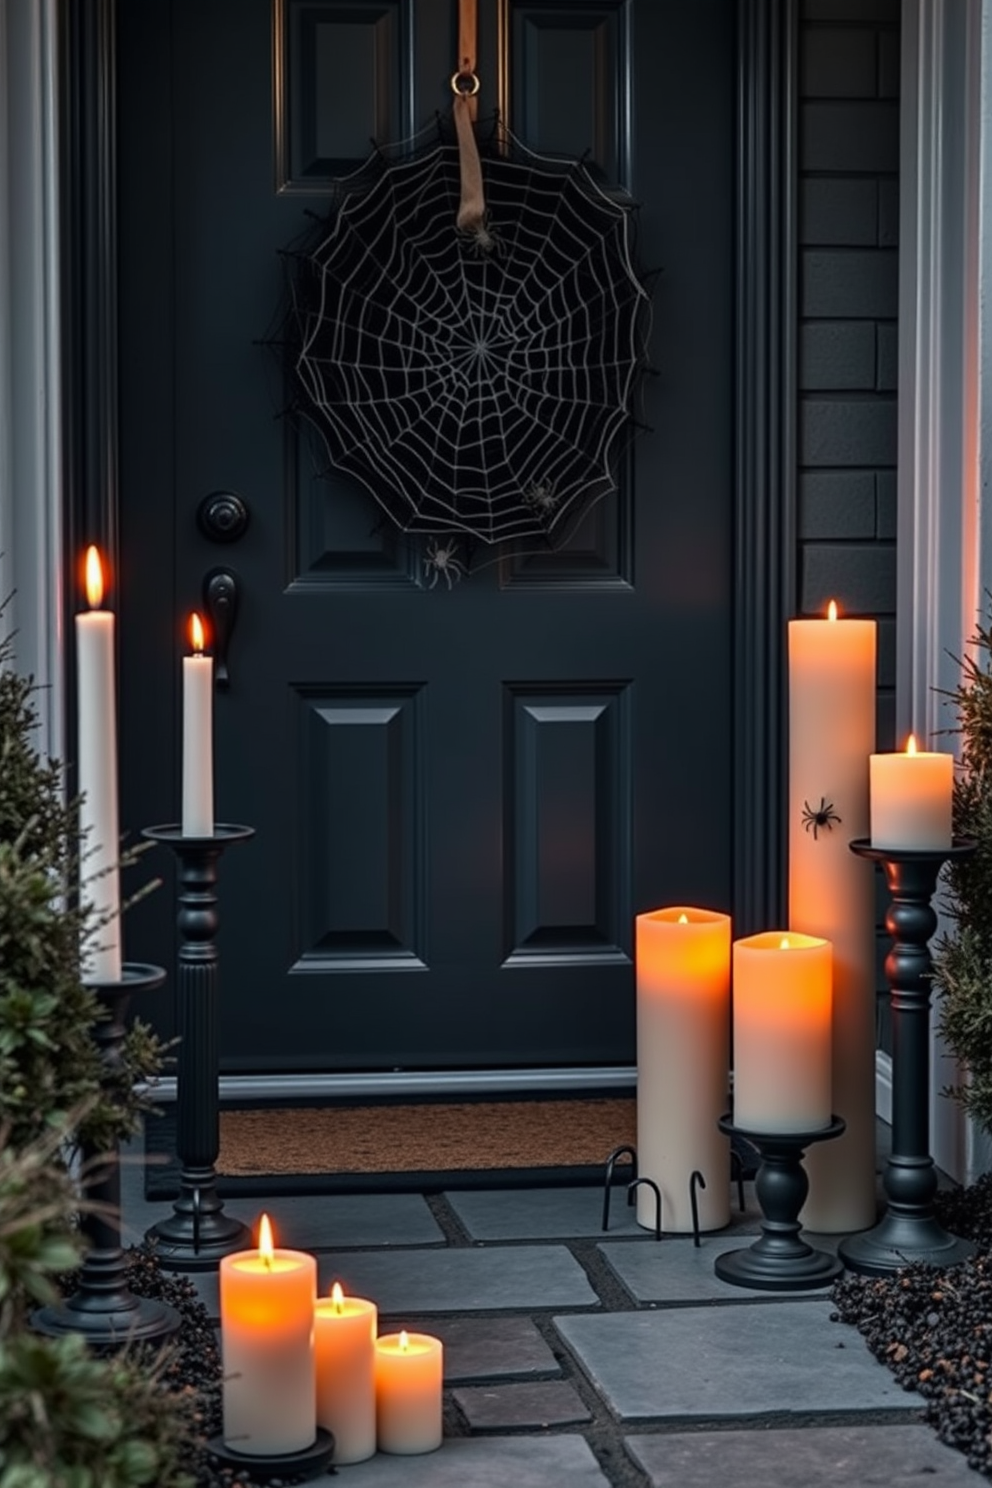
left=64, top=0, right=795, bottom=1086
left=732, top=0, right=797, bottom=938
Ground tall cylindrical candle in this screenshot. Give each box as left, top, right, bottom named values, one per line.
left=182, top=612, right=213, bottom=837
left=788, top=606, right=877, bottom=1231
left=870, top=734, right=953, bottom=850
left=314, top=1283, right=377, bottom=1464
left=219, top=1215, right=316, bottom=1456
left=75, top=546, right=122, bottom=983
left=635, top=906, right=731, bottom=1232
left=733, top=931, right=833, bottom=1133
left=375, top=1331, right=443, bottom=1455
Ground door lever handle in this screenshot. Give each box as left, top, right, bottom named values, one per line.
left=202, top=567, right=238, bottom=690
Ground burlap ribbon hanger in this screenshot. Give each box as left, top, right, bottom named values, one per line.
left=452, top=0, right=485, bottom=234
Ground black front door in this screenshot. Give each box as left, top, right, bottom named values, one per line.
left=116, top=0, right=735, bottom=1075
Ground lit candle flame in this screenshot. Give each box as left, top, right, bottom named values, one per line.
left=827, top=599, right=838, bottom=622
left=190, top=612, right=205, bottom=654
left=678, top=912, right=689, bottom=924
left=780, top=937, right=790, bottom=950
left=85, top=545, right=104, bottom=609
left=258, top=1213, right=274, bottom=1270
left=331, top=1281, right=344, bottom=1314
left=399, top=1329, right=409, bottom=1351
left=906, top=733, right=918, bottom=757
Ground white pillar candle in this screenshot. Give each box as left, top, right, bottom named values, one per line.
left=219, top=1214, right=317, bottom=1456
left=182, top=612, right=214, bottom=837
left=733, top=932, right=833, bottom=1133
left=870, top=733, right=953, bottom=850
left=314, top=1282, right=378, bottom=1464
left=788, top=604, right=877, bottom=1231
left=375, top=1331, right=443, bottom=1455
left=635, top=906, right=731, bottom=1233
left=75, top=545, right=122, bottom=983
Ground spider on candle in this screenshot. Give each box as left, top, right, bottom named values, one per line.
left=801, top=797, right=842, bottom=840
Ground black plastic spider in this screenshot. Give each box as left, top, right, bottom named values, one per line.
left=801, top=797, right=842, bottom=840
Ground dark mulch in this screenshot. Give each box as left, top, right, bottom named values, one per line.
left=831, top=1178, right=992, bottom=1478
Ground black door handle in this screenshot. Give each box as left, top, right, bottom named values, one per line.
left=202, top=568, right=238, bottom=690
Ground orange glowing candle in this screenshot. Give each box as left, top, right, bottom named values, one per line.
left=219, top=1214, right=317, bottom=1456
left=870, top=733, right=953, bottom=850
left=732, top=932, right=833, bottom=1133
left=75, top=546, right=122, bottom=982
left=788, top=600, right=876, bottom=1230
left=181, top=611, right=213, bottom=837
left=314, top=1281, right=378, bottom=1464
left=375, top=1330, right=443, bottom=1455
left=635, top=906, right=731, bottom=1233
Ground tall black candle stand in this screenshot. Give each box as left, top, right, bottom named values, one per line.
left=838, top=839, right=977, bottom=1277
left=142, top=825, right=254, bottom=1270
left=714, top=1114, right=845, bottom=1290
left=32, top=963, right=182, bottom=1346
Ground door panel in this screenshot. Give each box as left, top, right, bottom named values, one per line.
left=117, top=0, right=735, bottom=1074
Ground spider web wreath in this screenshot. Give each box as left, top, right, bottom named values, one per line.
left=270, top=113, right=653, bottom=584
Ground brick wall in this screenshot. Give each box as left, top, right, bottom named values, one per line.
left=796, top=0, right=900, bottom=1048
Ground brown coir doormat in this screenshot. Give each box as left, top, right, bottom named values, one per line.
left=144, top=1096, right=637, bottom=1199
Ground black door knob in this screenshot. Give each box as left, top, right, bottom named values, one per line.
left=197, top=491, right=250, bottom=544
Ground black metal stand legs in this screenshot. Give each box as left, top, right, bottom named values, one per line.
left=143, top=825, right=254, bottom=1270
left=838, top=840, right=977, bottom=1278
left=32, top=964, right=181, bottom=1346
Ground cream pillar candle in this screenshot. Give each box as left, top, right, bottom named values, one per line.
left=788, top=604, right=877, bottom=1231
left=182, top=612, right=214, bottom=837
left=75, top=545, right=122, bottom=983
left=870, top=734, right=953, bottom=850
left=314, top=1282, right=377, bottom=1464
left=733, top=932, right=833, bottom=1133
left=219, top=1215, right=317, bottom=1456
left=635, top=906, right=731, bottom=1232
left=375, top=1331, right=443, bottom=1455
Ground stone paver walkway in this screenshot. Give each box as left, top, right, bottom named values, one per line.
left=120, top=1127, right=971, bottom=1487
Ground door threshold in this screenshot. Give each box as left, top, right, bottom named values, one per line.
left=142, top=1065, right=637, bottom=1104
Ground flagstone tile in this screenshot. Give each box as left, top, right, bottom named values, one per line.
left=625, top=1424, right=977, bottom=1487
left=432, top=1317, right=561, bottom=1382
left=214, top=1193, right=444, bottom=1251
left=453, top=1380, right=591, bottom=1429
left=553, top=1303, right=912, bottom=1420
left=308, top=1434, right=611, bottom=1485
left=317, top=1246, right=598, bottom=1315
left=446, top=1182, right=764, bottom=1242
left=599, top=1232, right=840, bottom=1303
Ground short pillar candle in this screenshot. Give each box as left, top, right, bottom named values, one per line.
left=870, top=734, right=953, bottom=851
left=219, top=1215, right=316, bottom=1456
left=314, top=1283, right=377, bottom=1464
left=733, top=932, right=833, bottom=1133
left=635, top=906, right=731, bottom=1232
left=375, top=1331, right=443, bottom=1455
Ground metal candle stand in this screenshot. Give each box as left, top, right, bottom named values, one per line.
left=142, top=824, right=254, bottom=1269
left=205, top=1429, right=335, bottom=1485
left=600, top=1144, right=747, bottom=1246
left=838, top=838, right=977, bottom=1278
left=714, top=1114, right=845, bottom=1290
left=32, top=963, right=181, bottom=1346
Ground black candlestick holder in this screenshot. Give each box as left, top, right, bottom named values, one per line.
left=714, top=1114, right=845, bottom=1290
left=142, top=825, right=254, bottom=1269
left=838, top=839, right=977, bottom=1278
left=32, top=963, right=182, bottom=1346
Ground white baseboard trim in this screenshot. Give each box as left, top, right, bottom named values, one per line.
left=142, top=1065, right=639, bottom=1105
left=875, top=1048, right=892, bottom=1125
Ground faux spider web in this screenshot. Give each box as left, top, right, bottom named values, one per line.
left=282, top=121, right=651, bottom=548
